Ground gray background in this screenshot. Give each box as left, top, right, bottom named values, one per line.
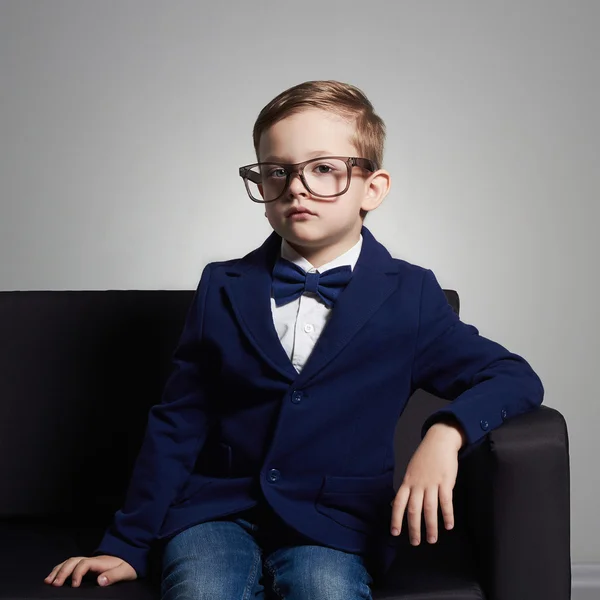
left=1, top=0, right=598, bottom=586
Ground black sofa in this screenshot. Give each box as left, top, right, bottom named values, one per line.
left=0, top=289, right=571, bottom=599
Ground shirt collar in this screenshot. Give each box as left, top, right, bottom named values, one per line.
left=280, top=234, right=363, bottom=273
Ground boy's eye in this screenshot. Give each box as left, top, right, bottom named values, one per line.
left=266, top=167, right=287, bottom=178
left=313, top=163, right=334, bottom=174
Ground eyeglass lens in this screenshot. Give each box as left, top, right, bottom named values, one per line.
left=245, top=158, right=349, bottom=202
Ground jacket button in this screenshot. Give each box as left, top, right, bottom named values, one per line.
left=501, top=408, right=507, bottom=420
left=480, top=419, right=490, bottom=431
left=267, top=469, right=280, bottom=483
left=291, top=391, right=303, bottom=404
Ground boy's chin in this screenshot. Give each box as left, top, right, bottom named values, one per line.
left=277, top=225, right=325, bottom=246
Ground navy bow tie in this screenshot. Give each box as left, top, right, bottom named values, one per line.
left=272, top=257, right=353, bottom=308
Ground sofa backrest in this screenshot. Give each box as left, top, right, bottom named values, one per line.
left=0, top=289, right=457, bottom=528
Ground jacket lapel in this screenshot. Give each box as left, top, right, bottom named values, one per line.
left=223, top=231, right=299, bottom=381
left=222, top=226, right=401, bottom=385
left=294, top=226, right=401, bottom=386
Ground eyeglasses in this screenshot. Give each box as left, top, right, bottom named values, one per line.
left=238, top=156, right=376, bottom=203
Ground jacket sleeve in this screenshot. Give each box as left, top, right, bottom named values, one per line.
left=412, top=269, right=544, bottom=457
left=91, top=264, right=215, bottom=578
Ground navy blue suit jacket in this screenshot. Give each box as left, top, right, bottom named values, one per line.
left=93, top=225, right=544, bottom=578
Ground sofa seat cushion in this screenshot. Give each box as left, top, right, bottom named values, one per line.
left=0, top=521, right=158, bottom=600
left=1, top=519, right=483, bottom=600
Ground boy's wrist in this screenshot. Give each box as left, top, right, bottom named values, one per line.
left=426, top=419, right=467, bottom=451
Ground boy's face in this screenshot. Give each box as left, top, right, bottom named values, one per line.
left=257, top=108, right=389, bottom=253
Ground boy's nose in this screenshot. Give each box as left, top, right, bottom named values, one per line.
left=286, top=172, right=310, bottom=197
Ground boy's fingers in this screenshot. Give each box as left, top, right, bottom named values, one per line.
left=71, top=559, right=94, bottom=587
left=44, top=568, right=59, bottom=582
left=406, top=488, right=424, bottom=545
left=98, top=562, right=138, bottom=586
left=390, top=485, right=410, bottom=535
left=49, top=558, right=80, bottom=585
left=423, top=487, right=439, bottom=543
left=45, top=562, right=68, bottom=582
left=439, top=485, right=455, bottom=529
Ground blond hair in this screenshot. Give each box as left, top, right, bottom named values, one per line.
left=252, top=80, right=386, bottom=170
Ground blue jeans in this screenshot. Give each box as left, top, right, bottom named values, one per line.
left=161, top=504, right=374, bottom=599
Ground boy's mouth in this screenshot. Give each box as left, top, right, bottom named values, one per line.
left=285, top=207, right=316, bottom=217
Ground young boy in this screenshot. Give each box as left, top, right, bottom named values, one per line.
left=45, top=80, right=544, bottom=599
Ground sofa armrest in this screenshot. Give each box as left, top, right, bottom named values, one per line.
left=460, top=405, right=571, bottom=600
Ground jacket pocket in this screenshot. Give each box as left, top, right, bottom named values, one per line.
left=315, top=471, right=395, bottom=534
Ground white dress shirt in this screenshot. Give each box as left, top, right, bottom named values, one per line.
left=270, top=234, right=363, bottom=373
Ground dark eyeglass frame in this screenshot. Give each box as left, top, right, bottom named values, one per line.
left=238, top=156, right=377, bottom=203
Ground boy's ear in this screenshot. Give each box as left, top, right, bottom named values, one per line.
left=361, top=169, right=391, bottom=213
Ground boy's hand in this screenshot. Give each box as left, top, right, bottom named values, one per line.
left=390, top=421, right=465, bottom=545
left=44, top=554, right=137, bottom=587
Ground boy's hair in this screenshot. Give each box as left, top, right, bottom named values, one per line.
left=252, top=80, right=387, bottom=220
